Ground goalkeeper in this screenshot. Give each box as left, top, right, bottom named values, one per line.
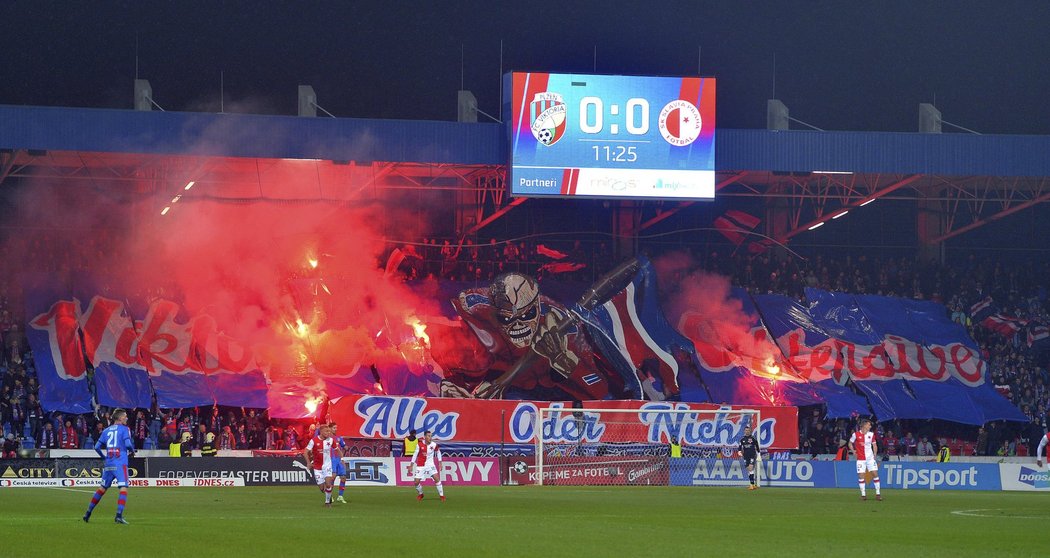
left=738, top=425, right=760, bottom=490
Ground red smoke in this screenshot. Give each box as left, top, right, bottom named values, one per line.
left=145, top=199, right=440, bottom=381
left=2, top=164, right=442, bottom=385
left=652, top=252, right=795, bottom=382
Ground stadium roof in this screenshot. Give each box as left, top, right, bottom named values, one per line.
left=3, top=104, right=1050, bottom=247
left=4, top=104, right=1050, bottom=176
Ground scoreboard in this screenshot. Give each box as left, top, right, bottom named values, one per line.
left=504, top=72, right=716, bottom=200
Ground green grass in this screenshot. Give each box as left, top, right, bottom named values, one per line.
left=0, top=485, right=1046, bottom=557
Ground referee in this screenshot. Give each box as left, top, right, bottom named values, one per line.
left=739, top=425, right=760, bottom=490
left=403, top=429, right=418, bottom=458
left=403, top=429, right=419, bottom=477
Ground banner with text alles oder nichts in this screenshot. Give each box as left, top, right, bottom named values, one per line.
left=328, top=394, right=799, bottom=450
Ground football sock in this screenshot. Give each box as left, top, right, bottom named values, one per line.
left=116, top=488, right=127, bottom=516
left=748, top=473, right=755, bottom=485
left=415, top=484, right=423, bottom=495
left=324, top=487, right=332, bottom=504
left=873, top=477, right=881, bottom=495
left=858, top=482, right=866, bottom=497
left=338, top=479, right=345, bottom=497
left=436, top=482, right=444, bottom=497
left=86, top=487, right=106, bottom=515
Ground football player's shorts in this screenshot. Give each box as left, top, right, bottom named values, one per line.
left=313, top=465, right=333, bottom=485
left=743, top=456, right=757, bottom=468
left=332, top=459, right=346, bottom=477
left=856, top=458, right=878, bottom=474
left=413, top=465, right=438, bottom=480
left=101, top=465, right=129, bottom=488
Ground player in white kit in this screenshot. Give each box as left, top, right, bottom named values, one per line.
left=849, top=419, right=882, bottom=501
left=304, top=424, right=339, bottom=507
left=413, top=430, right=445, bottom=502
left=1035, top=429, right=1049, bottom=471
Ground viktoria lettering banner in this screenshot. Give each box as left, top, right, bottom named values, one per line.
left=29, top=294, right=269, bottom=411
left=328, top=395, right=799, bottom=450
left=749, top=290, right=1025, bottom=424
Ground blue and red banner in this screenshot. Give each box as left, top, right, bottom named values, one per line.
left=28, top=291, right=269, bottom=412
left=26, top=295, right=93, bottom=414
left=581, top=258, right=708, bottom=402
left=25, top=262, right=1022, bottom=426
left=752, top=289, right=1024, bottom=424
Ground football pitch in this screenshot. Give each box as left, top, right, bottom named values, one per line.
left=0, top=485, right=1045, bottom=557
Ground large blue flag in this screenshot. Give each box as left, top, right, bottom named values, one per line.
left=25, top=287, right=93, bottom=414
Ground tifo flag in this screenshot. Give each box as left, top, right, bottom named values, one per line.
left=1027, top=322, right=1050, bottom=350
left=538, top=262, right=585, bottom=274
left=748, top=239, right=774, bottom=255
left=968, top=296, right=995, bottom=323
left=981, top=314, right=1025, bottom=337
left=580, top=257, right=699, bottom=400
left=714, top=210, right=761, bottom=246
left=384, top=248, right=406, bottom=277
left=536, top=244, right=569, bottom=260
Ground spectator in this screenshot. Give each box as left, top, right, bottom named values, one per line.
left=883, top=430, right=898, bottom=459
left=26, top=394, right=42, bottom=440
left=9, top=397, right=24, bottom=437
left=38, top=422, right=58, bottom=449
left=60, top=419, right=79, bottom=450
left=265, top=425, right=280, bottom=450
left=2, top=433, right=18, bottom=458
left=916, top=436, right=934, bottom=457
left=901, top=432, right=917, bottom=455
left=976, top=426, right=989, bottom=456
left=194, top=423, right=208, bottom=450
left=132, top=410, right=149, bottom=449
left=808, top=422, right=829, bottom=456
left=158, top=424, right=173, bottom=450
left=218, top=425, right=236, bottom=450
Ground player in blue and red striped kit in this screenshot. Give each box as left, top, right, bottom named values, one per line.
left=330, top=422, right=348, bottom=503
left=83, top=409, right=136, bottom=524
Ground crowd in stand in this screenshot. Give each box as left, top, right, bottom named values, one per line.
left=1, top=236, right=1049, bottom=458
left=1, top=349, right=313, bottom=456
left=398, top=238, right=614, bottom=283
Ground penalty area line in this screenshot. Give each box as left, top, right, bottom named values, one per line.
left=951, top=508, right=1046, bottom=519
left=44, top=487, right=99, bottom=494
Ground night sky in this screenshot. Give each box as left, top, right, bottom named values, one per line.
left=3, top=2, right=1050, bottom=134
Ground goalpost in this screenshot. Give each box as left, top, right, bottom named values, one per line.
left=534, top=406, right=763, bottom=487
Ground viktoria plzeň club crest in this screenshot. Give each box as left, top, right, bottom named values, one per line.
left=530, top=92, right=567, bottom=146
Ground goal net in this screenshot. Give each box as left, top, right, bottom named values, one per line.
left=534, top=406, right=762, bottom=487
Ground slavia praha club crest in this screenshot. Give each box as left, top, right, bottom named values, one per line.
left=658, top=99, right=702, bottom=146
left=530, top=92, right=567, bottom=146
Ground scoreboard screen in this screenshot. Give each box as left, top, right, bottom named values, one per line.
left=504, top=72, right=716, bottom=200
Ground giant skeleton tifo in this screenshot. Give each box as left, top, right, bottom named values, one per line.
left=432, top=259, right=644, bottom=401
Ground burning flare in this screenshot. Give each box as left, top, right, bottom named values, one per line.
left=765, top=359, right=780, bottom=376
left=291, top=318, right=310, bottom=339
left=406, top=315, right=429, bottom=345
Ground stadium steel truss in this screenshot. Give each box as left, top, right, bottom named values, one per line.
left=2, top=105, right=1050, bottom=257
